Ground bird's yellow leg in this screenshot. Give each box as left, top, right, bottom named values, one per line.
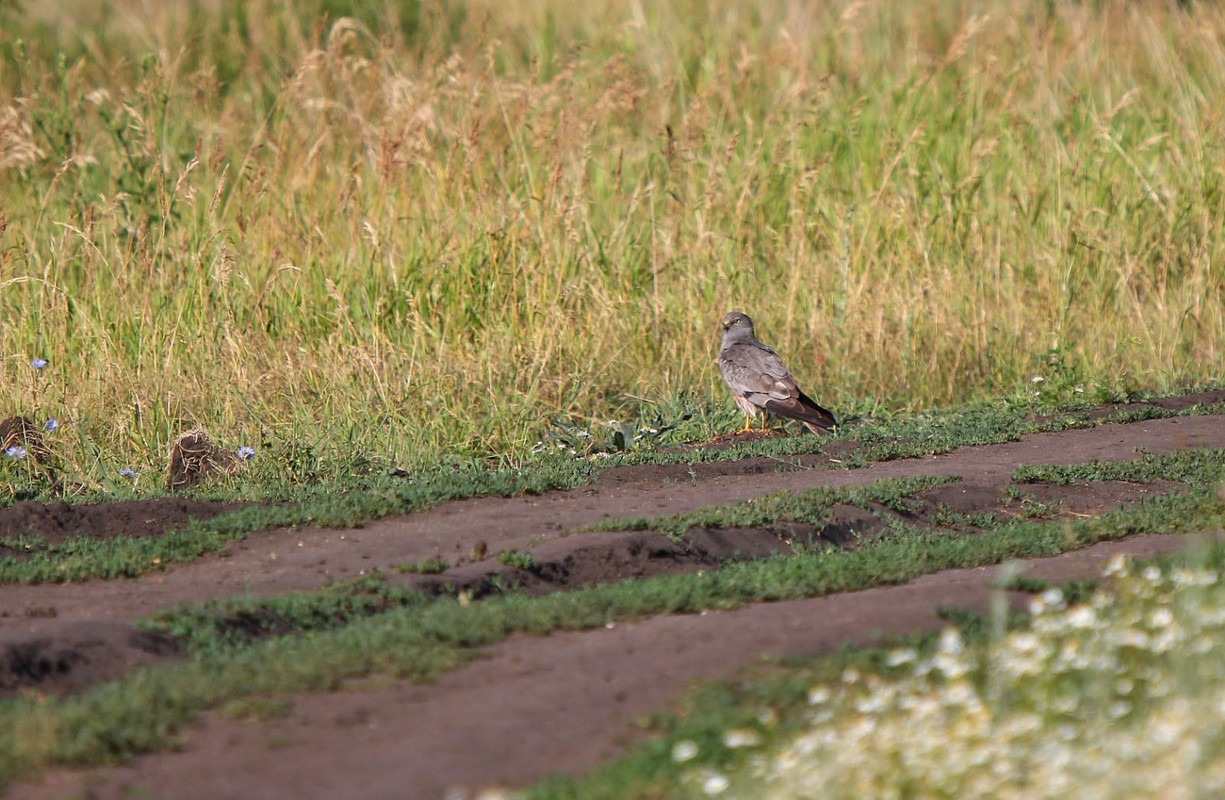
left=741, top=413, right=754, bottom=433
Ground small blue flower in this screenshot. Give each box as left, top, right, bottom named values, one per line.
left=6, top=446, right=27, bottom=460
left=118, top=468, right=139, bottom=477
left=31, top=359, right=47, bottom=369
left=45, top=419, right=59, bottom=432
left=237, top=446, right=256, bottom=461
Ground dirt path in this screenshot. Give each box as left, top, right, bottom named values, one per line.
left=15, top=535, right=1199, bottom=800
left=3, top=413, right=1219, bottom=628
left=5, top=410, right=1225, bottom=798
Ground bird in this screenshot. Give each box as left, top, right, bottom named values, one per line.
left=718, top=311, right=838, bottom=434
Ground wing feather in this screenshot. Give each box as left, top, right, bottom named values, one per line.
left=720, top=343, right=800, bottom=404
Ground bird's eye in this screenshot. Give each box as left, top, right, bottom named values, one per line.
left=733, top=318, right=741, bottom=325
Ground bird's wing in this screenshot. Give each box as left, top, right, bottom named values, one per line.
left=719, top=343, right=801, bottom=406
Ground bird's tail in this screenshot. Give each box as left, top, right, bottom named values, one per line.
left=796, top=391, right=838, bottom=434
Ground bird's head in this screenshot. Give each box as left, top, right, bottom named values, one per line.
left=721, top=311, right=754, bottom=332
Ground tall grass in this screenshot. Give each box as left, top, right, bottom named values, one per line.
left=2, top=0, right=1223, bottom=477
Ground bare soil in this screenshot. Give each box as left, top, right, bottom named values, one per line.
left=5, top=398, right=1225, bottom=799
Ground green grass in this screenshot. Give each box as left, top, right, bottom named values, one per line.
left=527, top=629, right=969, bottom=800
left=585, top=474, right=960, bottom=539
left=7, top=419, right=1224, bottom=588
left=593, top=449, right=1225, bottom=540
left=1012, top=448, right=1225, bottom=485
left=995, top=573, right=1101, bottom=606
left=391, top=556, right=450, bottom=575
left=2, top=0, right=1224, bottom=485
left=138, top=573, right=429, bottom=656
left=524, top=600, right=1047, bottom=800
left=731, top=558, right=1225, bottom=796
left=4, top=0, right=1225, bottom=791
left=498, top=549, right=536, bottom=569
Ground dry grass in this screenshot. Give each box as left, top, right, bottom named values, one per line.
left=1, top=0, right=1223, bottom=480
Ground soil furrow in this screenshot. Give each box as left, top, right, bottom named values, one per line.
left=13, top=534, right=1198, bottom=800
left=3, top=413, right=1218, bottom=630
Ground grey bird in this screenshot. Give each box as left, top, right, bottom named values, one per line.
left=718, top=311, right=838, bottom=434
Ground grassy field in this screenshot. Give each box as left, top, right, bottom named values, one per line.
left=2, top=0, right=1224, bottom=486
left=5, top=1, right=1225, bottom=794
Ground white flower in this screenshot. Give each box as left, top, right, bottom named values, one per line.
left=702, top=773, right=730, bottom=795
left=1149, top=607, right=1174, bottom=628
left=1115, top=629, right=1150, bottom=649
left=1040, top=587, right=1066, bottom=611
left=1052, top=694, right=1078, bottom=714
left=1066, top=605, right=1096, bottom=629
left=1103, top=554, right=1131, bottom=578
left=672, top=740, right=699, bottom=763
left=886, top=648, right=918, bottom=667
left=1172, top=568, right=1217, bottom=587
left=749, top=556, right=1225, bottom=797
left=723, top=729, right=762, bottom=748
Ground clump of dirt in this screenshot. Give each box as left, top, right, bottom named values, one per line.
left=0, top=622, right=179, bottom=698
left=0, top=497, right=246, bottom=556
left=919, top=482, right=1004, bottom=514
left=165, top=519, right=889, bottom=652
left=100, top=474, right=1189, bottom=656
left=407, top=505, right=891, bottom=602
left=166, top=429, right=245, bottom=491
left=1, top=404, right=1217, bottom=710
left=0, top=414, right=60, bottom=490
left=410, top=528, right=795, bottom=601
left=809, top=504, right=891, bottom=547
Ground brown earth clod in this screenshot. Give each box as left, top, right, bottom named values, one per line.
left=0, top=497, right=244, bottom=559
left=167, top=429, right=245, bottom=491
left=0, top=415, right=60, bottom=490
left=0, top=623, right=179, bottom=697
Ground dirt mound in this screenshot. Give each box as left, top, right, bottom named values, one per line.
left=166, top=429, right=246, bottom=491
left=0, top=498, right=243, bottom=551
left=0, top=415, right=59, bottom=492
left=0, top=622, right=178, bottom=697
left=412, top=528, right=796, bottom=601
